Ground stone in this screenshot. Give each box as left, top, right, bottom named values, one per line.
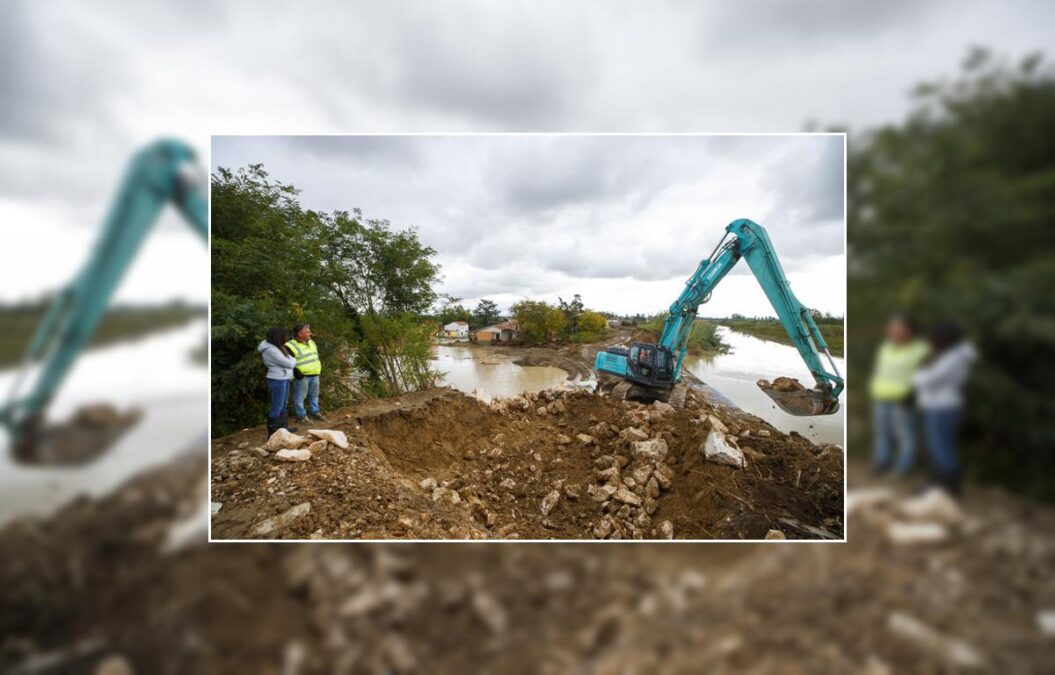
left=307, top=439, right=327, bottom=454
left=253, top=502, right=311, bottom=536
left=210, top=501, right=223, bottom=515
left=764, top=529, right=786, bottom=540
left=253, top=447, right=270, bottom=458
left=631, top=437, right=669, bottom=461
left=885, top=521, right=949, bottom=545
left=536, top=406, right=548, bottom=416
left=898, top=487, right=963, bottom=524
left=652, top=400, right=675, bottom=415
left=705, top=415, right=728, bottom=434
left=631, top=465, right=653, bottom=484
left=541, top=490, right=561, bottom=516
left=702, top=431, right=745, bottom=468
left=575, top=433, right=595, bottom=445
left=471, top=591, right=508, bottom=634
left=619, top=427, right=649, bottom=442
left=887, top=611, right=985, bottom=669
left=644, top=497, right=658, bottom=515
left=658, top=520, right=674, bottom=539
left=420, top=477, right=438, bottom=490
left=556, top=434, right=572, bottom=445
left=274, top=448, right=312, bottom=462
left=646, top=477, right=660, bottom=499
left=654, top=464, right=674, bottom=490
left=613, top=485, right=642, bottom=507
left=265, top=428, right=307, bottom=452
left=589, top=483, right=618, bottom=502
left=237, top=441, right=250, bottom=449
left=596, top=466, right=620, bottom=482
left=1037, top=610, right=1055, bottom=636
left=594, top=516, right=613, bottom=539
left=499, top=478, right=517, bottom=490
left=307, top=429, right=349, bottom=449
left=755, top=429, right=772, bottom=438
left=564, top=483, right=581, bottom=500
left=432, top=487, right=462, bottom=505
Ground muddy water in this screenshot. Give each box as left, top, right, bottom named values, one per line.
left=682, top=327, right=845, bottom=446
left=433, top=345, right=569, bottom=401
left=0, top=319, right=207, bottom=525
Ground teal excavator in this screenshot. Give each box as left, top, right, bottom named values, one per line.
left=594, top=218, right=843, bottom=415
left=0, top=140, right=207, bottom=462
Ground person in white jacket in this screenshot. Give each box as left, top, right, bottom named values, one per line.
left=914, top=322, right=977, bottom=496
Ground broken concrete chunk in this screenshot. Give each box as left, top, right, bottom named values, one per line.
left=274, top=448, right=312, bottom=462
left=540, top=490, right=561, bottom=516
left=264, top=428, right=307, bottom=452
left=702, top=431, right=745, bottom=468
left=307, top=429, right=349, bottom=449
left=420, top=477, right=438, bottom=490
left=253, top=501, right=311, bottom=536
left=765, top=529, right=786, bottom=540
left=210, top=501, right=223, bottom=515
left=705, top=415, right=728, bottom=434
left=631, top=437, right=669, bottom=461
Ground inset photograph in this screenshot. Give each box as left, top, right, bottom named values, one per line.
left=209, top=134, right=846, bottom=541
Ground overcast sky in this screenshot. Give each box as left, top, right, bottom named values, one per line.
left=213, top=134, right=845, bottom=317
left=3, top=1, right=1052, bottom=307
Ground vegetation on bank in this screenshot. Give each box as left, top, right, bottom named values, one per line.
left=511, top=294, right=609, bottom=345
left=640, top=315, right=731, bottom=355
left=0, top=301, right=205, bottom=368
left=720, top=316, right=844, bottom=357
left=211, top=164, right=441, bottom=436
left=848, top=50, right=1055, bottom=500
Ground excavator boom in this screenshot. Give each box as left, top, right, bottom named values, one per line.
left=595, top=218, right=843, bottom=415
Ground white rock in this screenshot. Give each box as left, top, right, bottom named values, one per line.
left=897, top=488, right=963, bottom=524
left=575, top=433, right=595, bottom=445
left=846, top=488, right=896, bottom=516
left=253, top=502, right=311, bottom=536
left=652, top=401, right=675, bottom=415
left=307, top=439, right=328, bottom=454
left=1037, top=610, right=1055, bottom=636
left=95, top=655, right=135, bottom=675
left=658, top=520, right=674, bottom=539
left=885, top=521, right=949, bottom=545
left=420, top=477, right=438, bottom=490
left=631, top=437, right=669, bottom=461
left=540, top=490, right=561, bottom=516
left=264, top=428, right=307, bottom=451
left=432, top=487, right=462, bottom=505
left=764, top=529, right=786, bottom=540
left=755, top=429, right=772, bottom=438
left=887, top=611, right=985, bottom=669
left=556, top=434, right=571, bottom=445
left=613, top=485, right=642, bottom=506
left=705, top=415, right=728, bottom=434
left=702, top=431, right=745, bottom=468
left=589, top=483, right=618, bottom=502
left=210, top=501, right=223, bottom=515
left=499, top=478, right=517, bottom=490
left=307, top=429, right=349, bottom=449
left=620, top=427, right=649, bottom=442
left=631, top=465, right=653, bottom=485
left=274, top=448, right=312, bottom=462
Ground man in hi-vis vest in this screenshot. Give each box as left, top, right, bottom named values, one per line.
left=286, top=324, right=325, bottom=423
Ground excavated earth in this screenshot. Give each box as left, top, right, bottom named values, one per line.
left=210, top=386, right=842, bottom=540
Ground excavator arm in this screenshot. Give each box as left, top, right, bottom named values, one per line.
left=1, top=139, right=207, bottom=450
left=595, top=218, right=843, bottom=415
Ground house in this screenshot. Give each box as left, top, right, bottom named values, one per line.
left=472, top=320, right=520, bottom=343
left=607, top=318, right=622, bottom=328
left=442, top=321, right=469, bottom=339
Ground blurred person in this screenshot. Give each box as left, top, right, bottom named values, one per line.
left=258, top=326, right=297, bottom=437
left=286, top=323, right=325, bottom=423
left=869, top=315, right=929, bottom=475
left=915, top=322, right=978, bottom=496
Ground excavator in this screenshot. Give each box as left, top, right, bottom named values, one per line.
left=594, top=218, right=843, bottom=415
left=0, top=139, right=207, bottom=463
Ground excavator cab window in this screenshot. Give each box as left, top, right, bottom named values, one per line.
left=628, top=343, right=656, bottom=382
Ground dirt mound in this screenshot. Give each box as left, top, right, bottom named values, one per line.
left=2, top=453, right=1053, bottom=674
left=210, top=386, right=842, bottom=540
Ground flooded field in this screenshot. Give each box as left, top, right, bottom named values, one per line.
left=683, top=327, right=845, bottom=446
left=0, top=319, right=207, bottom=525
left=433, top=344, right=570, bottom=400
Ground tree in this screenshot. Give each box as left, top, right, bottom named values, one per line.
left=436, top=295, right=471, bottom=326
left=557, top=294, right=585, bottom=337
left=471, top=299, right=502, bottom=329
left=511, top=300, right=566, bottom=344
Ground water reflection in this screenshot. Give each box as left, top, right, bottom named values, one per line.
left=682, top=327, right=845, bottom=446
left=433, top=345, right=569, bottom=401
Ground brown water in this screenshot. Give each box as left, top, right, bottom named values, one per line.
left=432, top=345, right=571, bottom=401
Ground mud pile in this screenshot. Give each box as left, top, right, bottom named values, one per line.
left=210, top=386, right=842, bottom=540
left=2, top=453, right=1052, bottom=673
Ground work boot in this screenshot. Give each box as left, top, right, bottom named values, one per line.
left=266, top=416, right=280, bottom=440
left=295, top=415, right=309, bottom=425
left=277, top=414, right=298, bottom=434
left=309, top=412, right=326, bottom=422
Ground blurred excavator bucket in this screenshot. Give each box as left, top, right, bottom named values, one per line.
left=757, top=377, right=840, bottom=416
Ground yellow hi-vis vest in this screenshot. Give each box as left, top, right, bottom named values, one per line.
left=285, top=339, right=321, bottom=376
left=869, top=339, right=928, bottom=401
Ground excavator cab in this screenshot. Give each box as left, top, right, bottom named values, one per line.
left=624, top=343, right=676, bottom=388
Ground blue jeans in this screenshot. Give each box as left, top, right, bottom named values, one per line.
left=267, top=378, right=290, bottom=418
left=873, top=401, right=916, bottom=473
left=923, top=406, right=962, bottom=486
left=292, top=375, right=320, bottom=417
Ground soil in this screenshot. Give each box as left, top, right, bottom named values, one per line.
left=2, top=452, right=1053, bottom=674
left=12, top=403, right=142, bottom=466
left=210, top=385, right=842, bottom=540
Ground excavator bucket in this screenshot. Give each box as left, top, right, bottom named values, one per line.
left=757, top=377, right=840, bottom=416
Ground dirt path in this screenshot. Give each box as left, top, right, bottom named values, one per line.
left=210, top=385, right=842, bottom=540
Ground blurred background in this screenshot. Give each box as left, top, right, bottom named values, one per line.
left=2, top=1, right=1053, bottom=673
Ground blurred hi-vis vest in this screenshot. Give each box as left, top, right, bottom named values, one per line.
left=285, top=339, right=321, bottom=376
left=869, top=340, right=928, bottom=401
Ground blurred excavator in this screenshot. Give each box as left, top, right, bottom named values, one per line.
left=595, top=218, right=844, bottom=415
left=0, top=140, right=207, bottom=464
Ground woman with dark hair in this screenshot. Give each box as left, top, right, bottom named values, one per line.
left=258, top=326, right=297, bottom=438
left=914, top=322, right=977, bottom=496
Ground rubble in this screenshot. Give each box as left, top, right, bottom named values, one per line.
left=307, top=429, right=349, bottom=449
left=702, top=431, right=745, bottom=468
left=253, top=502, right=311, bottom=536
left=264, top=428, right=306, bottom=452
left=274, top=448, right=311, bottom=462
